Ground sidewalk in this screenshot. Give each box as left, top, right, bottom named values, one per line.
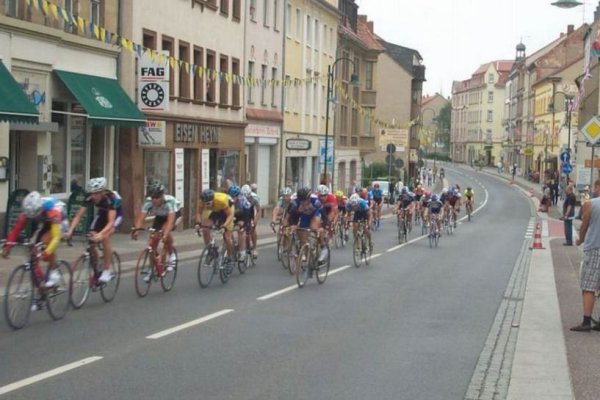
left=458, top=163, right=599, bottom=399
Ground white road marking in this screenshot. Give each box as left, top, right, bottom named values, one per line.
left=146, top=309, right=234, bottom=339
left=257, top=285, right=298, bottom=300
left=0, top=356, right=103, bottom=396
left=328, top=264, right=352, bottom=275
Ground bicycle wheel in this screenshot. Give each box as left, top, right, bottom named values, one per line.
left=398, top=221, right=407, bottom=244
left=219, top=249, right=232, bottom=284
left=134, top=249, right=153, bottom=297
left=4, top=264, right=33, bottom=330
left=160, top=248, right=177, bottom=292
left=296, top=244, right=310, bottom=288
left=279, top=234, right=290, bottom=271
left=467, top=205, right=472, bottom=222
left=276, top=231, right=282, bottom=261
left=70, top=255, right=92, bottom=309
left=334, top=224, right=342, bottom=248
left=353, top=236, right=362, bottom=268
left=362, top=237, right=370, bottom=266
left=46, top=260, right=72, bottom=321
left=429, top=231, right=434, bottom=248
left=198, top=247, right=217, bottom=288
left=316, top=245, right=330, bottom=284
left=100, top=252, right=121, bottom=302
left=288, top=241, right=300, bottom=275
left=435, top=231, right=440, bottom=247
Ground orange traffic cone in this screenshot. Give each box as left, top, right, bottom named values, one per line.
left=531, top=223, right=544, bottom=250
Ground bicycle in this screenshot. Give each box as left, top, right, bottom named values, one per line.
left=429, top=214, right=441, bottom=248
left=353, top=220, right=372, bottom=268
left=132, top=228, right=178, bottom=297
left=273, top=223, right=293, bottom=272
left=2, top=239, right=72, bottom=330
left=232, top=224, right=254, bottom=274
left=397, top=207, right=409, bottom=244
left=334, top=216, right=349, bottom=248
left=286, top=229, right=302, bottom=275
left=70, top=234, right=121, bottom=309
left=295, top=228, right=330, bottom=288
left=466, top=199, right=473, bottom=222
left=196, top=225, right=233, bottom=287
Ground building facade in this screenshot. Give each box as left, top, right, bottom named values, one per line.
left=0, top=0, right=143, bottom=234
left=281, top=0, right=339, bottom=191
left=420, top=94, right=449, bottom=157
left=244, top=0, right=284, bottom=206
left=119, top=0, right=246, bottom=227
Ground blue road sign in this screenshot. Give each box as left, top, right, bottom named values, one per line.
left=562, top=162, right=572, bottom=175
left=560, top=150, right=570, bottom=163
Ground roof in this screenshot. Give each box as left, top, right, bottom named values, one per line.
left=421, top=93, right=448, bottom=106
left=339, top=15, right=385, bottom=52
left=377, top=37, right=423, bottom=75
left=473, top=60, right=514, bottom=76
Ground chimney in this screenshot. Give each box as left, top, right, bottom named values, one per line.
left=567, top=24, right=574, bottom=34
left=368, top=21, right=374, bottom=33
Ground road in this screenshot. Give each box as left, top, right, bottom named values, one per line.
left=0, top=167, right=533, bottom=400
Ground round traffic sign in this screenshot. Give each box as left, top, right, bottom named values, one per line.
left=386, top=143, right=396, bottom=154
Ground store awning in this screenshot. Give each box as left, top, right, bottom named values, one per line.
left=0, top=61, right=39, bottom=124
left=54, top=69, right=146, bottom=127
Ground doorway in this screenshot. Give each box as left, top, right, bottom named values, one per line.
left=184, top=149, right=198, bottom=228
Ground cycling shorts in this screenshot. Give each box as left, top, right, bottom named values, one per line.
left=152, top=210, right=182, bottom=231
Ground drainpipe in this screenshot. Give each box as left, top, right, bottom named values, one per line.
left=277, top=1, right=288, bottom=194
left=114, top=0, right=122, bottom=192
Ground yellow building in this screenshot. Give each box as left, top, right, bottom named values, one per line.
left=282, top=0, right=339, bottom=190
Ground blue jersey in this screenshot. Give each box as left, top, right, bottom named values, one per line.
left=429, top=200, right=443, bottom=214
left=346, top=199, right=370, bottom=212
left=288, top=194, right=322, bottom=218
left=372, top=188, right=383, bottom=200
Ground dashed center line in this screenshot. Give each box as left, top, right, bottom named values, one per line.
left=146, top=309, right=234, bottom=339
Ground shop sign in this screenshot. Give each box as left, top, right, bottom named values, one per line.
left=246, top=124, right=280, bottom=138
left=380, top=129, right=409, bottom=147
left=286, top=138, right=311, bottom=150
left=175, top=123, right=220, bottom=144
left=202, top=149, right=210, bottom=190
left=138, top=120, right=166, bottom=147
left=174, top=148, right=185, bottom=207
left=138, top=51, right=170, bottom=112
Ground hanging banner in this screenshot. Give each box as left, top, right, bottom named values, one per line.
left=138, top=120, right=166, bottom=147
left=319, top=138, right=334, bottom=169
left=138, top=50, right=170, bottom=112
left=174, top=148, right=184, bottom=207
left=202, top=149, right=210, bottom=190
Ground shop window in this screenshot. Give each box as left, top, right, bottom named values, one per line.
left=90, top=126, right=107, bottom=179
left=193, top=46, right=204, bottom=101
left=162, top=36, right=175, bottom=98
left=209, top=149, right=239, bottom=190
left=219, top=55, right=229, bottom=105
left=232, top=58, right=240, bottom=106
left=179, top=41, right=190, bottom=99
left=206, top=50, right=216, bottom=103
left=144, top=151, right=171, bottom=194
left=70, top=103, right=87, bottom=187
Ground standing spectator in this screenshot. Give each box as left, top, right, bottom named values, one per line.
left=571, top=179, right=600, bottom=332
left=511, top=163, right=517, bottom=183
left=552, top=179, right=560, bottom=205
left=578, top=186, right=591, bottom=220
left=497, top=161, right=502, bottom=173
left=561, top=185, right=576, bottom=246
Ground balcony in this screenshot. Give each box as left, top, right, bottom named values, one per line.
left=361, top=91, right=377, bottom=107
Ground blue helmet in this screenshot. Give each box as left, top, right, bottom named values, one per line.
left=431, top=194, right=439, bottom=202
left=228, top=185, right=240, bottom=197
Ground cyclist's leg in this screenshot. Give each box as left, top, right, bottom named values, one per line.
left=202, top=210, right=214, bottom=245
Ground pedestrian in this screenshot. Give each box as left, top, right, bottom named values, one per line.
left=497, top=161, right=502, bottom=173
left=571, top=179, right=600, bottom=332
left=561, top=185, right=576, bottom=246
left=552, top=179, right=560, bottom=205
left=578, top=186, right=591, bottom=220
left=511, top=163, right=517, bottom=183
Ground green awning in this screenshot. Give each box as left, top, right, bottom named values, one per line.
left=54, top=69, right=146, bottom=127
left=0, top=61, right=39, bottom=124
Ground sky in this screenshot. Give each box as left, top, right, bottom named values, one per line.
left=357, top=0, right=596, bottom=97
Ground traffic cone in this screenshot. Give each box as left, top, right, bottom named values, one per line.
left=531, top=223, right=544, bottom=250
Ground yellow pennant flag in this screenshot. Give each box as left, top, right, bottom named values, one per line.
left=60, top=6, right=69, bottom=24
left=50, top=3, right=58, bottom=18
left=169, top=57, right=175, bottom=70
left=100, top=28, right=106, bottom=43
left=184, top=62, right=189, bottom=74
left=77, top=16, right=85, bottom=33
left=93, top=24, right=100, bottom=40
left=42, top=0, right=49, bottom=16
left=198, top=66, right=204, bottom=77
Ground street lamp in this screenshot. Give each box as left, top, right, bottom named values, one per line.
left=324, top=58, right=359, bottom=189
left=551, top=0, right=582, bottom=8
left=547, top=91, right=574, bottom=179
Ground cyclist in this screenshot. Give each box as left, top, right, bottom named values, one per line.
left=439, top=167, right=445, bottom=179
left=346, top=193, right=372, bottom=251
left=371, top=182, right=384, bottom=226
left=396, top=187, right=414, bottom=226
left=284, top=187, right=327, bottom=262
left=228, top=185, right=254, bottom=263
left=316, top=184, right=338, bottom=241
left=2, top=192, right=65, bottom=288
left=464, top=186, right=475, bottom=214
left=66, top=177, right=123, bottom=284
left=271, top=187, right=293, bottom=228
left=241, top=184, right=260, bottom=259
left=335, top=190, right=349, bottom=240
left=428, top=193, right=444, bottom=233
left=131, top=182, right=180, bottom=275
left=196, top=189, right=235, bottom=264
left=445, top=186, right=462, bottom=224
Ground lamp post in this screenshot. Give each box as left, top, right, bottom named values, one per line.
left=548, top=90, right=574, bottom=179
left=551, top=0, right=582, bottom=8
left=324, top=58, right=359, bottom=189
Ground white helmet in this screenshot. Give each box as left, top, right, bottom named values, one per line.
left=442, top=187, right=448, bottom=194
left=87, top=177, right=107, bottom=193
left=282, top=187, right=293, bottom=196
left=349, top=193, right=360, bottom=205
left=22, top=191, right=43, bottom=218
left=250, top=183, right=258, bottom=192
left=241, top=184, right=252, bottom=197
left=317, top=184, right=330, bottom=196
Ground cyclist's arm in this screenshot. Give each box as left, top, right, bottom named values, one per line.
left=67, top=206, right=88, bottom=237
left=222, top=206, right=234, bottom=229
left=6, top=214, right=27, bottom=244
left=45, top=223, right=62, bottom=255
left=271, top=205, right=280, bottom=223
left=196, top=204, right=205, bottom=224
left=133, top=211, right=148, bottom=231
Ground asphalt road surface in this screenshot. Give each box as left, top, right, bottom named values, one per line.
left=0, top=167, right=532, bottom=400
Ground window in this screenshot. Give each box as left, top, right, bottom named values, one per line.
left=285, top=4, right=292, bottom=36
left=179, top=41, right=190, bottom=99
left=90, top=0, right=102, bottom=25
left=340, top=105, right=347, bottom=133
left=220, top=55, right=229, bottom=105
left=323, top=25, right=328, bottom=54
left=250, top=0, right=256, bottom=21
left=364, top=116, right=371, bottom=136
left=192, top=48, right=204, bottom=102
left=145, top=152, right=171, bottom=197
left=64, top=0, right=75, bottom=31
left=273, top=0, right=279, bottom=30
left=488, top=91, right=493, bottom=103
left=5, top=0, right=18, bottom=17
left=365, top=62, right=373, bottom=90
left=248, top=61, right=255, bottom=104
left=295, top=80, right=301, bottom=112
left=220, top=0, right=229, bottom=15
left=314, top=20, right=319, bottom=50
left=341, top=51, right=349, bottom=81
left=232, top=0, right=241, bottom=20
left=305, top=82, right=311, bottom=113
left=352, top=108, right=358, bottom=134
left=284, top=74, right=290, bottom=111
left=261, top=64, right=267, bottom=105
left=263, top=0, right=269, bottom=26
left=306, top=15, right=312, bottom=46
left=162, top=36, right=175, bottom=97
left=206, top=50, right=216, bottom=102
left=232, top=58, right=240, bottom=107
left=313, top=82, right=318, bottom=116
left=271, top=67, right=277, bottom=107
left=143, top=30, right=157, bottom=50
left=210, top=149, right=240, bottom=190
left=488, top=73, right=494, bottom=83
left=487, top=110, right=493, bottom=122
left=295, top=9, right=302, bottom=40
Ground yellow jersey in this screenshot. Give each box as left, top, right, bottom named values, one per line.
left=464, top=189, right=474, bottom=199
left=202, top=192, right=233, bottom=212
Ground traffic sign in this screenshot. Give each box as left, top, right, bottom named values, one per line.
left=562, top=163, right=573, bottom=175
left=386, top=143, right=396, bottom=154
left=395, top=159, right=404, bottom=169
left=581, top=116, right=600, bottom=145
left=385, top=154, right=395, bottom=165
left=560, top=150, right=570, bottom=163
